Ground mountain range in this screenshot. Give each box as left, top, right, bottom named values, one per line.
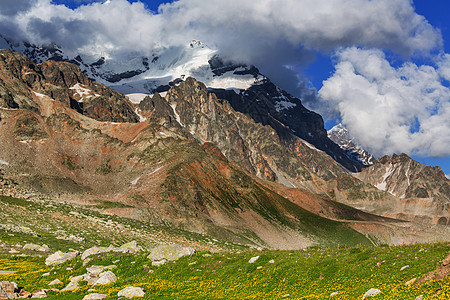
left=0, top=38, right=449, bottom=249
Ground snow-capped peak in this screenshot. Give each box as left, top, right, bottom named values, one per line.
left=328, top=123, right=375, bottom=166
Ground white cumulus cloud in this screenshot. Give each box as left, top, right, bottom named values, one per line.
left=0, top=0, right=443, bottom=105
left=0, top=0, right=443, bottom=74
left=318, top=47, right=450, bottom=158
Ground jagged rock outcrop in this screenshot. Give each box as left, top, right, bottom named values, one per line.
left=355, top=153, right=449, bottom=224
left=0, top=49, right=138, bottom=123
left=143, top=78, right=385, bottom=202
left=327, top=123, right=375, bottom=166
left=210, top=81, right=365, bottom=172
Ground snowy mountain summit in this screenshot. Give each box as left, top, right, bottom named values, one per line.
left=328, top=124, right=375, bottom=166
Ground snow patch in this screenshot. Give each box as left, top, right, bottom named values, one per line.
left=169, top=103, right=184, bottom=127
left=375, top=182, right=387, bottom=191
left=149, top=166, right=162, bottom=175
left=130, top=177, right=140, bottom=185
left=0, top=159, right=9, bottom=166
left=126, top=93, right=150, bottom=104
left=275, top=100, right=296, bottom=112
left=32, top=91, right=53, bottom=100
left=374, top=164, right=394, bottom=192
left=69, top=83, right=99, bottom=101
left=134, top=108, right=147, bottom=122
left=298, top=137, right=322, bottom=152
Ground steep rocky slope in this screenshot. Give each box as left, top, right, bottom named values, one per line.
left=1, top=37, right=364, bottom=172
left=1, top=49, right=448, bottom=247
left=0, top=49, right=138, bottom=123
left=0, top=49, right=377, bottom=248
left=354, top=153, right=450, bottom=224
left=327, top=123, right=375, bottom=166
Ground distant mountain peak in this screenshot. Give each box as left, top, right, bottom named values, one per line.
left=328, top=123, right=375, bottom=166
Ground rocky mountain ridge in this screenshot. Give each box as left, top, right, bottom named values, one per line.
left=0, top=36, right=364, bottom=172
left=327, top=123, right=375, bottom=166
left=354, top=153, right=450, bottom=225
left=1, top=49, right=448, bottom=247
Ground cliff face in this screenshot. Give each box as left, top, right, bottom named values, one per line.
left=139, top=78, right=399, bottom=208
left=355, top=153, right=450, bottom=224
left=0, top=49, right=138, bottom=123
left=210, top=80, right=365, bottom=173
left=327, top=123, right=375, bottom=166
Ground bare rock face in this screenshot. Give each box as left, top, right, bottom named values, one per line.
left=355, top=153, right=450, bottom=224
left=327, top=123, right=375, bottom=166
left=0, top=49, right=138, bottom=123
left=0, top=50, right=448, bottom=248
left=210, top=80, right=365, bottom=173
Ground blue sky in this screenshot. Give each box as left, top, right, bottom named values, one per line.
left=6, top=0, right=450, bottom=175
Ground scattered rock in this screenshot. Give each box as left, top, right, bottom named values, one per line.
left=61, top=281, right=79, bottom=291
left=93, top=271, right=117, bottom=286
left=415, top=295, right=423, bottom=300
left=48, top=279, right=62, bottom=286
left=0, top=281, right=19, bottom=299
left=330, top=291, right=338, bottom=297
left=405, top=278, right=417, bottom=286
left=84, top=265, right=116, bottom=285
left=62, top=275, right=84, bottom=291
left=45, top=250, right=79, bottom=266
left=86, top=265, right=116, bottom=277
left=202, top=254, right=211, bottom=257
left=0, top=270, right=17, bottom=275
left=83, top=258, right=92, bottom=266
left=8, top=248, right=19, bottom=254
left=81, top=246, right=107, bottom=260
left=419, top=253, right=450, bottom=283
left=31, top=289, right=47, bottom=298
left=23, top=243, right=50, bottom=252
left=442, top=254, right=450, bottom=266
left=56, top=234, right=85, bottom=242
left=400, top=265, right=409, bottom=271
left=81, top=241, right=142, bottom=260
left=281, top=294, right=291, bottom=298
left=117, top=286, right=145, bottom=298
left=17, top=289, right=31, bottom=298
left=116, top=240, right=142, bottom=253
left=42, top=272, right=50, bottom=277
left=248, top=256, right=259, bottom=264
left=362, top=288, right=381, bottom=299
left=148, top=244, right=195, bottom=262
left=82, top=293, right=107, bottom=300
left=151, top=260, right=166, bottom=267
left=70, top=275, right=85, bottom=284
left=269, top=259, right=275, bottom=264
